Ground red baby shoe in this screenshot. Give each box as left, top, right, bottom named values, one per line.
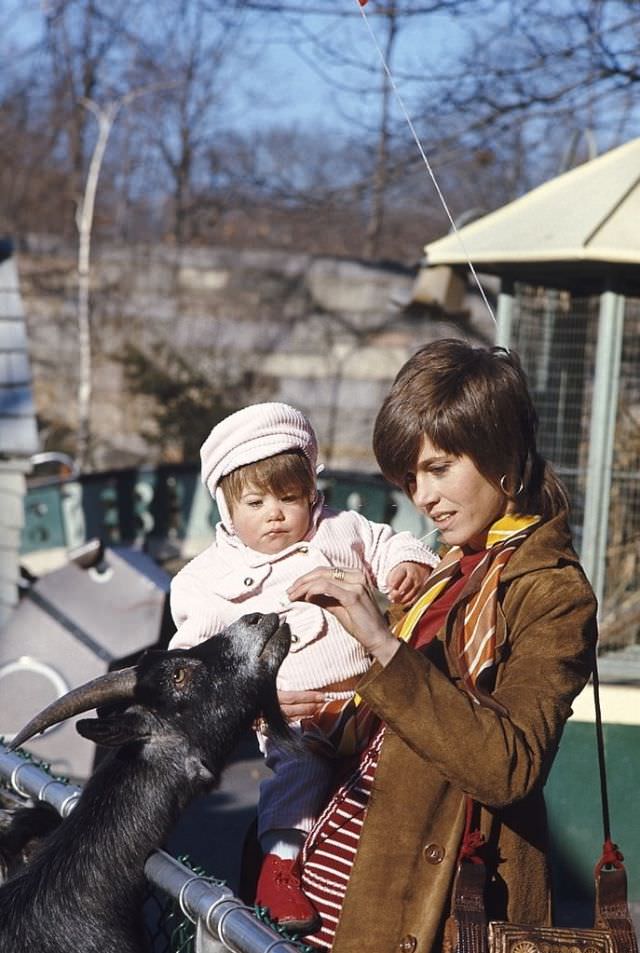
left=255, top=853, right=320, bottom=935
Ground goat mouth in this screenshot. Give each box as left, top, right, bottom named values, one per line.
left=259, top=621, right=291, bottom=663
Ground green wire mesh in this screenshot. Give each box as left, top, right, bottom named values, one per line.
left=0, top=738, right=72, bottom=786
left=145, top=856, right=319, bottom=953
left=1, top=745, right=318, bottom=953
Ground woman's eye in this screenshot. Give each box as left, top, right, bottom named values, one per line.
left=173, top=667, right=188, bottom=688
left=248, top=500, right=262, bottom=508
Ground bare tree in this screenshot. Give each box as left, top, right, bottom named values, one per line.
left=132, top=0, right=254, bottom=245
left=42, top=0, right=149, bottom=229
left=75, top=90, right=156, bottom=470
left=2, top=0, right=638, bottom=257
left=361, top=5, right=398, bottom=259
left=236, top=0, right=640, bottom=252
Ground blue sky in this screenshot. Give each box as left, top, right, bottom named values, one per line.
left=244, top=5, right=463, bottom=132
left=2, top=1, right=464, bottom=138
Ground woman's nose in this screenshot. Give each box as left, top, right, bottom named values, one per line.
left=413, top=474, right=437, bottom=508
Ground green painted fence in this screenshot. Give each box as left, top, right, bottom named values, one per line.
left=20, top=464, right=431, bottom=565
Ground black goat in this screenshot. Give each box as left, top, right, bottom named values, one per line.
left=0, top=797, right=61, bottom=884
left=0, top=612, right=291, bottom=953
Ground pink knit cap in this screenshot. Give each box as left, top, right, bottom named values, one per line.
left=200, top=402, right=319, bottom=530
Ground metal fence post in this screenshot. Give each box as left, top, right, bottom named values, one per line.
left=580, top=289, right=625, bottom=610
left=495, top=280, right=515, bottom=349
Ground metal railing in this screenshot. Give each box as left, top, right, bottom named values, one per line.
left=20, top=462, right=431, bottom=569
left=0, top=743, right=299, bottom=953
left=145, top=851, right=298, bottom=953
left=0, top=746, right=82, bottom=816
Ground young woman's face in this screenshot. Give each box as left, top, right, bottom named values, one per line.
left=408, top=435, right=513, bottom=550
left=230, top=483, right=312, bottom=554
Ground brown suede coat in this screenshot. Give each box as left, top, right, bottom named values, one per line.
left=330, top=514, right=597, bottom=953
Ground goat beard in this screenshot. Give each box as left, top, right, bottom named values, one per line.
left=257, top=681, right=301, bottom=754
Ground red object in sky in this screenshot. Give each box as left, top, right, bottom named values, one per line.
left=358, top=0, right=369, bottom=6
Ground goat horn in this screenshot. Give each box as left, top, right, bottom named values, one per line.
left=9, top=666, right=139, bottom=750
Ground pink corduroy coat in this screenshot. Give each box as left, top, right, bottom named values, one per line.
left=169, top=501, right=437, bottom=692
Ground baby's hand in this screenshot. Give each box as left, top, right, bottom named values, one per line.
left=387, top=562, right=431, bottom=606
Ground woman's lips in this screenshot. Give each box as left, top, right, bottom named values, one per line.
left=431, top=511, right=455, bottom=531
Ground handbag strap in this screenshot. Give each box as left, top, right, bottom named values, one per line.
left=593, top=653, right=615, bottom=851
left=590, top=654, right=638, bottom=950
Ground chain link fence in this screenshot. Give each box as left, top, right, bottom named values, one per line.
left=0, top=743, right=309, bottom=953
left=511, top=285, right=640, bottom=648
left=602, top=295, right=640, bottom=646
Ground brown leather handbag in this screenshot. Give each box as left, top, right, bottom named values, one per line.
left=446, top=851, right=637, bottom=953
left=444, top=661, right=639, bottom=953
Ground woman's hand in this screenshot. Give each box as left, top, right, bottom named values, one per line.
left=277, top=688, right=326, bottom=722
left=287, top=567, right=401, bottom=667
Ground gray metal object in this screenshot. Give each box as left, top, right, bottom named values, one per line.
left=0, top=546, right=171, bottom=778
left=581, top=290, right=625, bottom=607
left=145, top=851, right=298, bottom=953
left=0, top=745, right=298, bottom=953
left=196, top=920, right=228, bottom=953
left=495, top=284, right=514, bottom=349
left=0, top=746, right=81, bottom=816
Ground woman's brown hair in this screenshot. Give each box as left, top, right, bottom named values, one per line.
left=373, top=339, right=568, bottom=520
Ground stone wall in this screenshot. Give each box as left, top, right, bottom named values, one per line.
left=16, top=239, right=493, bottom=472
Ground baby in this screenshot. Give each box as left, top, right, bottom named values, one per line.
left=169, top=402, right=437, bottom=932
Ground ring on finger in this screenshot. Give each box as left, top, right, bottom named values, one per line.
left=332, top=568, right=346, bottom=582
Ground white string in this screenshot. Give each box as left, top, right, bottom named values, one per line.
left=356, top=1, right=497, bottom=326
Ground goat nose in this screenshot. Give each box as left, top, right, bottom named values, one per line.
left=243, top=613, right=262, bottom=626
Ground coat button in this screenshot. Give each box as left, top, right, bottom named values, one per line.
left=423, top=843, right=445, bottom=864
left=399, top=935, right=417, bottom=952
left=244, top=577, right=254, bottom=586
left=299, top=545, right=309, bottom=553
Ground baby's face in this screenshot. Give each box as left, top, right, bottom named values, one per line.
left=231, top=483, right=312, bottom=555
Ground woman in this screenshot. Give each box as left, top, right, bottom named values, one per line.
left=285, top=339, right=598, bottom=952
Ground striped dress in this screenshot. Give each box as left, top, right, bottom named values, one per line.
left=299, top=549, right=486, bottom=950
left=300, top=726, right=386, bottom=949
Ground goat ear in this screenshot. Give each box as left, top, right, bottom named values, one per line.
left=76, top=713, right=150, bottom=748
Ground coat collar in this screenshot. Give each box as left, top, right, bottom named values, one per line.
left=497, top=512, right=580, bottom=584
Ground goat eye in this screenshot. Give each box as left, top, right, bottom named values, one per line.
left=172, top=667, right=188, bottom=689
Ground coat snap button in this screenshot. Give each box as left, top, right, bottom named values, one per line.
left=299, top=545, right=309, bottom=553
left=399, top=934, right=417, bottom=952
left=291, top=634, right=299, bottom=643
left=243, top=577, right=254, bottom=586
left=423, top=843, right=445, bottom=864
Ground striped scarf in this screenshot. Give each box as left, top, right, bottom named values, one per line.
left=301, top=514, right=540, bottom=757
